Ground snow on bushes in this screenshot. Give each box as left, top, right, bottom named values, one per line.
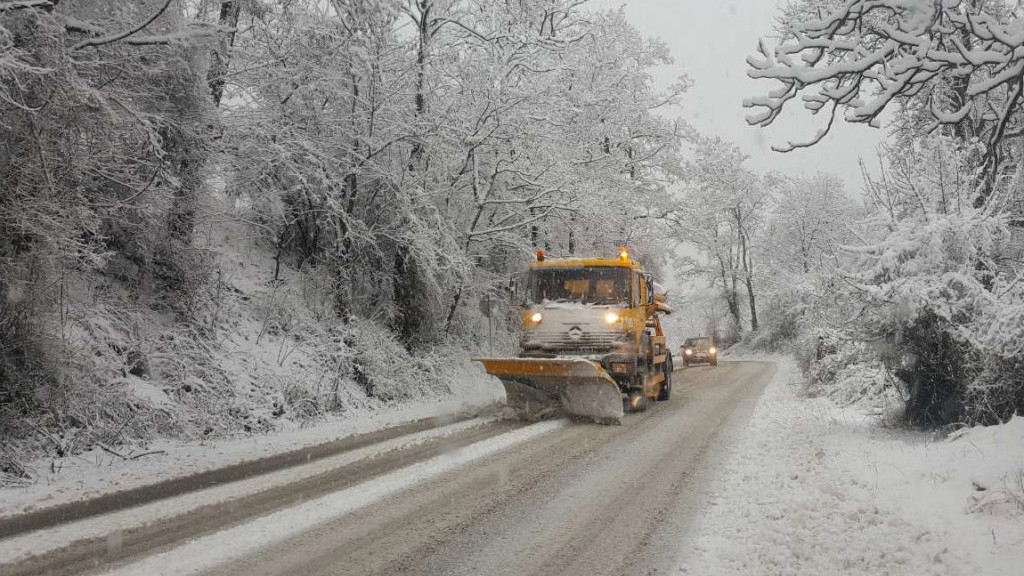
left=0, top=187, right=505, bottom=485
left=796, top=332, right=902, bottom=416
left=680, top=358, right=1024, bottom=576
left=740, top=0, right=1024, bottom=429
left=840, top=209, right=1020, bottom=425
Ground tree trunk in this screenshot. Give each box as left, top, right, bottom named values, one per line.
left=392, top=245, right=424, bottom=346
left=719, top=258, right=742, bottom=334
left=207, top=1, right=242, bottom=108
left=740, top=231, right=758, bottom=331
left=394, top=0, right=433, bottom=346
left=169, top=156, right=199, bottom=242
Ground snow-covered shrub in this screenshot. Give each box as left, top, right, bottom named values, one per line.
left=342, top=319, right=448, bottom=403
left=0, top=284, right=196, bottom=480
left=795, top=330, right=900, bottom=413
left=841, top=209, right=1019, bottom=426
left=963, top=279, right=1024, bottom=424
left=0, top=1, right=217, bottom=469
left=745, top=283, right=809, bottom=352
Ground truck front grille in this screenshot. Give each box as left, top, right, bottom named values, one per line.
left=524, top=330, right=625, bottom=350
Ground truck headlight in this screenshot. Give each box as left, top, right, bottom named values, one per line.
left=685, top=348, right=692, bottom=355
left=604, top=312, right=619, bottom=324
left=530, top=312, right=543, bottom=323
left=709, top=347, right=717, bottom=354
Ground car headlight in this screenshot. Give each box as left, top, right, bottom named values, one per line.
left=684, top=348, right=692, bottom=355
left=530, top=312, right=543, bottom=323
left=604, top=312, right=619, bottom=324
left=709, top=347, right=717, bottom=354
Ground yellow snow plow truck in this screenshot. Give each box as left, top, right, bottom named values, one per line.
left=476, top=248, right=674, bottom=424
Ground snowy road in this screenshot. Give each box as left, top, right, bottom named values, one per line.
left=1, top=361, right=772, bottom=576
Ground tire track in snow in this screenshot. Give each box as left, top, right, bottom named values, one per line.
left=93, top=419, right=567, bottom=576
left=0, top=416, right=506, bottom=573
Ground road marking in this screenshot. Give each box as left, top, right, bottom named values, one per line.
left=95, top=419, right=567, bottom=576
left=0, top=416, right=499, bottom=566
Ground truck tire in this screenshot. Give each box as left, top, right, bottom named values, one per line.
left=628, top=391, right=648, bottom=412
left=657, top=353, right=673, bottom=401
left=626, top=374, right=648, bottom=412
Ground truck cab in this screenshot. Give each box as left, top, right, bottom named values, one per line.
left=518, top=248, right=673, bottom=409
left=477, top=247, right=673, bottom=422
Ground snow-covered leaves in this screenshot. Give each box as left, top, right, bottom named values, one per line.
left=741, top=1, right=1024, bottom=427
left=813, top=161, right=1021, bottom=425
left=223, top=0, right=685, bottom=337
left=672, top=135, right=771, bottom=341
left=746, top=0, right=1024, bottom=177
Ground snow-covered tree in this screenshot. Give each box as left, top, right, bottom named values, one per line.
left=747, top=0, right=1024, bottom=425
left=0, top=0, right=690, bottom=469
left=746, top=0, right=1024, bottom=209
left=673, top=136, right=767, bottom=338
left=1, top=0, right=217, bottom=463
left=221, top=0, right=686, bottom=342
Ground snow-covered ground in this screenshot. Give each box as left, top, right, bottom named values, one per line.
left=0, top=416, right=567, bottom=571
left=0, top=385, right=502, bottom=519
left=95, top=419, right=566, bottom=576
left=678, top=357, right=1024, bottom=575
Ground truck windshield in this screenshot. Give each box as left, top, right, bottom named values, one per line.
left=528, top=267, right=631, bottom=306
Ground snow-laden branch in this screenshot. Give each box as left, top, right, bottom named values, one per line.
left=745, top=0, right=1024, bottom=164
left=71, top=0, right=174, bottom=50
left=465, top=203, right=575, bottom=239
left=0, top=0, right=54, bottom=11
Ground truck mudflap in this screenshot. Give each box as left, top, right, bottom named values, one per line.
left=475, top=357, right=624, bottom=424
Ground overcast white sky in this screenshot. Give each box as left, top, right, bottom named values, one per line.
left=591, top=0, right=886, bottom=193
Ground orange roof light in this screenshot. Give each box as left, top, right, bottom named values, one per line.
left=536, top=249, right=545, bottom=261
left=619, top=247, right=629, bottom=261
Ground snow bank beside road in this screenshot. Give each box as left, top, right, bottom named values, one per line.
left=678, top=358, right=1024, bottom=576
left=97, top=419, right=567, bottom=576
left=0, top=380, right=502, bottom=519
left=0, top=416, right=500, bottom=566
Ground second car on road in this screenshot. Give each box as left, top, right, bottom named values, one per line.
left=682, top=337, right=717, bottom=367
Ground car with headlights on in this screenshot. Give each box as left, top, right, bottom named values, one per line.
left=681, top=337, right=717, bottom=367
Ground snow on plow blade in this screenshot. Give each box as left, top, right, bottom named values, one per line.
left=475, top=358, right=624, bottom=424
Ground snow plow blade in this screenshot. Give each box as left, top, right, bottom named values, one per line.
left=475, top=358, right=624, bottom=424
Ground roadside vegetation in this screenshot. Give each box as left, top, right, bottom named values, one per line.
left=0, top=0, right=684, bottom=481
left=675, top=0, right=1024, bottom=429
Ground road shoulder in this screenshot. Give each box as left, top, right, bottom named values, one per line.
left=0, top=391, right=502, bottom=522
left=675, top=356, right=1024, bottom=576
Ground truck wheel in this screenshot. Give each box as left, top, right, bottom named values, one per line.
left=626, top=374, right=648, bottom=412
left=628, top=390, right=648, bottom=412
left=710, top=357, right=718, bottom=367
left=657, top=354, right=672, bottom=401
